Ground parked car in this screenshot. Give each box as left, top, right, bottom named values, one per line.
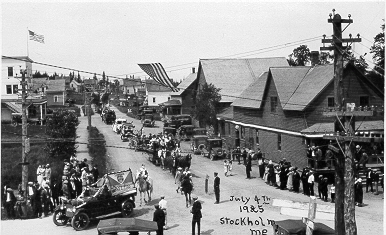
left=163, top=115, right=192, bottom=129
left=191, top=135, right=208, bottom=155
left=142, top=114, right=155, bottom=127
left=177, top=125, right=195, bottom=141
left=193, top=128, right=207, bottom=137
left=53, top=169, right=137, bottom=231
left=201, top=138, right=227, bottom=161
left=112, top=118, right=127, bottom=133
left=163, top=127, right=176, bottom=137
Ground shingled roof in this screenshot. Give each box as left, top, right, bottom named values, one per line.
left=231, top=72, right=269, bottom=108
left=144, top=79, right=172, bottom=92
left=301, top=120, right=384, bottom=134
left=199, top=57, right=288, bottom=103
left=31, top=78, right=65, bottom=92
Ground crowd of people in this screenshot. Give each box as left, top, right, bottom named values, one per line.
left=1, top=156, right=100, bottom=219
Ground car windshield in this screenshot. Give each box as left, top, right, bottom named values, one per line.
left=194, top=129, right=206, bottom=135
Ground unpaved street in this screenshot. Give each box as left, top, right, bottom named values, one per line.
left=1, top=107, right=383, bottom=235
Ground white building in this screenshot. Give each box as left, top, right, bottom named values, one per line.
left=144, top=79, right=172, bottom=107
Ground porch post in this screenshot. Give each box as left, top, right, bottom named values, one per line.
left=40, top=104, right=43, bottom=125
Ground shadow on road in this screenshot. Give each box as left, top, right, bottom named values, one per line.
left=132, top=207, right=152, bottom=217
left=201, top=229, right=215, bottom=234
left=147, top=198, right=161, bottom=206
left=166, top=223, right=180, bottom=230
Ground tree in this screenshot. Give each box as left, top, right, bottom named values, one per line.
left=195, top=83, right=221, bottom=127
left=45, top=110, right=79, bottom=160
left=288, top=45, right=310, bottom=66
left=91, top=92, right=101, bottom=105
left=93, top=73, right=97, bottom=80
left=101, top=92, right=109, bottom=104
left=319, top=52, right=334, bottom=65
left=369, top=22, right=385, bottom=87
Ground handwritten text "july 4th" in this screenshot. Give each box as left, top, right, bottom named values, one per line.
left=230, top=195, right=270, bottom=213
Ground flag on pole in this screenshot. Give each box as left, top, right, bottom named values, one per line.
left=138, top=63, right=178, bottom=92
left=28, top=30, right=44, bottom=43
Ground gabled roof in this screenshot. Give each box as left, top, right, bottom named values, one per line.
left=31, top=78, right=65, bottom=92
left=231, top=72, right=269, bottom=108
left=144, top=79, right=172, bottom=92
left=159, top=99, right=181, bottom=106
left=71, top=80, right=80, bottom=86
left=199, top=57, right=288, bottom=103
left=172, top=72, right=197, bottom=96
left=282, top=64, right=334, bottom=111
left=2, top=55, right=34, bottom=63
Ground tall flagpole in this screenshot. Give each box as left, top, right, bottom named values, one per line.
left=27, top=28, right=29, bottom=57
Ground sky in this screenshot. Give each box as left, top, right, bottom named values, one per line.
left=2, top=1, right=385, bottom=83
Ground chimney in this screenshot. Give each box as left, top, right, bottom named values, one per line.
left=310, top=51, right=319, bottom=67
left=192, top=67, right=196, bottom=73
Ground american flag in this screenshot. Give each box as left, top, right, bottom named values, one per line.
left=28, top=30, right=44, bottom=43
left=138, top=63, right=178, bottom=92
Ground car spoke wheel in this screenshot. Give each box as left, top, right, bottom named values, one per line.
left=71, top=212, right=90, bottom=231
left=121, top=201, right=134, bottom=217
left=53, top=210, right=68, bottom=226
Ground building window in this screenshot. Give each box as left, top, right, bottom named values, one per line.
left=13, top=85, right=18, bottom=94
left=256, top=130, right=259, bottom=145
left=54, top=96, right=59, bottom=102
left=8, top=67, right=13, bottom=77
left=360, top=96, right=369, bottom=107
left=6, top=85, right=12, bottom=94
left=240, top=126, right=245, bottom=139
left=327, top=97, right=334, bottom=107
left=168, top=97, right=170, bottom=100
left=153, top=97, right=156, bottom=103
left=248, top=128, right=254, bottom=149
left=270, top=96, right=278, bottom=112
left=278, top=134, right=282, bottom=151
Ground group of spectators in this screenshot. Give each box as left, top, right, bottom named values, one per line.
left=2, top=157, right=100, bottom=219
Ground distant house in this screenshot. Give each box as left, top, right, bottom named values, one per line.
left=121, top=77, right=143, bottom=95
left=30, top=78, right=66, bottom=107
left=1, top=56, right=47, bottom=123
left=166, top=67, right=198, bottom=116
left=64, top=76, right=71, bottom=90
left=218, top=61, right=384, bottom=168
left=144, top=79, right=173, bottom=108
left=84, top=79, right=98, bottom=91
left=70, top=80, right=82, bottom=92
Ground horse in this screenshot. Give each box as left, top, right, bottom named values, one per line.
left=135, top=173, right=153, bottom=206
left=177, top=154, right=192, bottom=171
left=181, top=176, right=193, bottom=208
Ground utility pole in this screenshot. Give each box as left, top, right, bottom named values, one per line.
left=321, top=10, right=368, bottom=235
left=20, top=69, right=29, bottom=207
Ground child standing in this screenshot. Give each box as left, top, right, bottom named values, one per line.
left=224, top=160, right=229, bottom=176
left=228, top=160, right=233, bottom=176
left=330, top=183, right=335, bottom=203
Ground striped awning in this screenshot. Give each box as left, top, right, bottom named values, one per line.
left=4, top=102, right=22, bottom=113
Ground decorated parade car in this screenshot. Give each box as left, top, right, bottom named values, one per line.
left=112, top=118, right=127, bottom=133
left=53, top=169, right=137, bottom=231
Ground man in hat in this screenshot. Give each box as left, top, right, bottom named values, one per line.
left=4, top=188, right=16, bottom=219
left=245, top=151, right=252, bottom=179
left=241, top=147, right=247, bottom=165
left=159, top=196, right=168, bottom=229
left=233, top=146, right=241, bottom=162
left=191, top=195, right=202, bottom=235
left=308, top=171, right=315, bottom=196
left=45, top=164, right=52, bottom=182
left=153, top=204, right=165, bottom=235
left=214, top=172, right=220, bottom=204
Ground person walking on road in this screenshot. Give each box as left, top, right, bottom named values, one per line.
left=241, top=148, right=247, bottom=165
left=153, top=204, right=165, bottom=235
left=191, top=195, right=202, bottom=235
left=246, top=153, right=252, bottom=179
left=159, top=196, right=168, bottom=230
left=214, top=172, right=220, bottom=204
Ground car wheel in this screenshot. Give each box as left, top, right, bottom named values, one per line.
left=71, top=212, right=90, bottom=231
left=122, top=201, right=134, bottom=218
left=53, top=210, right=68, bottom=226
left=210, top=154, right=214, bottom=161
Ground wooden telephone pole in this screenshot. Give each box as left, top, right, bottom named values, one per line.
left=20, top=69, right=30, bottom=205
left=320, top=10, right=376, bottom=235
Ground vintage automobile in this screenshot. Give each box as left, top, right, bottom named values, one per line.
left=97, top=218, right=158, bottom=235
left=142, top=114, right=155, bottom=127
left=137, top=106, right=153, bottom=120
left=177, top=124, right=195, bottom=141
left=191, top=135, right=208, bottom=155
left=193, top=128, right=207, bottom=137
left=120, top=123, right=136, bottom=141
left=53, top=169, right=137, bottom=231
left=163, top=114, right=192, bottom=129
left=201, top=138, right=227, bottom=161
left=163, top=127, right=176, bottom=137
left=112, top=118, right=127, bottom=133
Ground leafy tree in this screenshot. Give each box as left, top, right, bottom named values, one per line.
left=93, top=73, right=97, bottom=80
left=195, top=83, right=221, bottom=127
left=77, top=72, right=82, bottom=83
left=369, top=22, right=385, bottom=87
left=319, top=52, right=334, bottom=65
left=101, top=92, right=109, bottom=104
left=45, top=110, right=79, bottom=160
left=91, top=92, right=101, bottom=105
left=288, top=45, right=310, bottom=66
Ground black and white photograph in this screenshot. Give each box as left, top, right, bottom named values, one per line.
left=1, top=1, right=384, bottom=234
